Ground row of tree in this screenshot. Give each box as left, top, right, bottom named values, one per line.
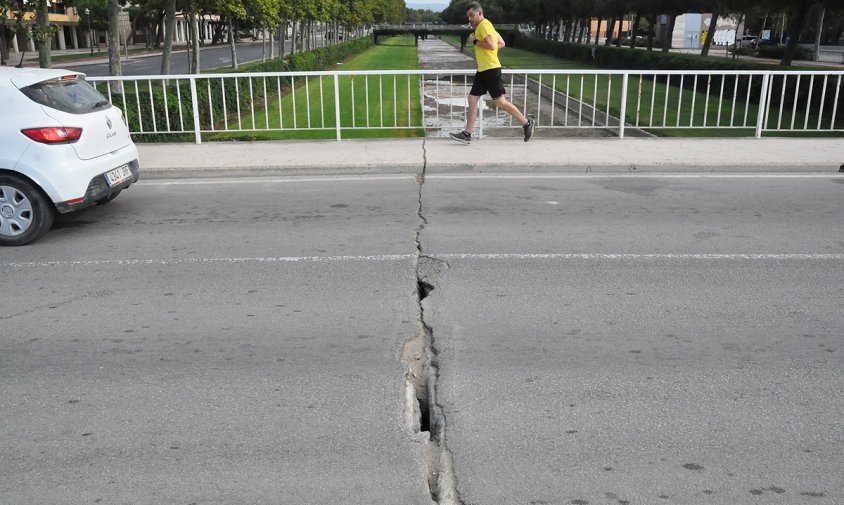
left=440, top=0, right=844, bottom=65
left=0, top=0, right=404, bottom=72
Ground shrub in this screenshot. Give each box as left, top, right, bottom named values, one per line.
left=730, top=47, right=756, bottom=56
left=756, top=44, right=814, bottom=61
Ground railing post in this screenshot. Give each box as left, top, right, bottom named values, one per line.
left=189, top=77, right=202, bottom=144
left=755, top=73, right=771, bottom=139
left=619, top=73, right=629, bottom=139
left=334, top=73, right=342, bottom=141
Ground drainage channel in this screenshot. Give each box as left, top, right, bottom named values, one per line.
left=402, top=137, right=460, bottom=504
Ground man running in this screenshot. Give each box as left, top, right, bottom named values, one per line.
left=450, top=1, right=535, bottom=144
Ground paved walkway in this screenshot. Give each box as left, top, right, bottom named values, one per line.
left=137, top=137, right=844, bottom=178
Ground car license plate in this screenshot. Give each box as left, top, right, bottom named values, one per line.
left=104, top=165, right=132, bottom=187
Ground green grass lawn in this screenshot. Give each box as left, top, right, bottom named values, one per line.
left=207, top=36, right=424, bottom=141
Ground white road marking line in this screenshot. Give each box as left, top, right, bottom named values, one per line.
left=3, top=255, right=415, bottom=268
left=426, top=174, right=844, bottom=180
left=4, top=253, right=843, bottom=268
left=436, top=253, right=844, bottom=260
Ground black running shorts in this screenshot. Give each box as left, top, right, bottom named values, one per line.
left=470, top=67, right=506, bottom=100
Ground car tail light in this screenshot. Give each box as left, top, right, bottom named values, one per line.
left=21, top=127, right=83, bottom=144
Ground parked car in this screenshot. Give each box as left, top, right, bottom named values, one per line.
left=738, top=35, right=758, bottom=48
left=235, top=30, right=258, bottom=41
left=0, top=67, right=139, bottom=246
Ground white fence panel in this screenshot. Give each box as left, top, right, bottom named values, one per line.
left=87, top=69, right=844, bottom=143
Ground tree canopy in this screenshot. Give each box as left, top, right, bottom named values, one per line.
left=440, top=0, right=844, bottom=64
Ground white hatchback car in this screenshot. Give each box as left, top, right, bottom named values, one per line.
left=0, top=67, right=139, bottom=246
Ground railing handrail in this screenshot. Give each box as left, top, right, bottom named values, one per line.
left=87, top=68, right=844, bottom=143
left=87, top=68, right=844, bottom=81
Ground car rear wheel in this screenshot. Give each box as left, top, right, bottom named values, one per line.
left=0, top=175, right=55, bottom=246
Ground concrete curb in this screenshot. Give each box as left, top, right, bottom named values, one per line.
left=137, top=163, right=844, bottom=180
left=139, top=164, right=425, bottom=179
left=423, top=162, right=844, bottom=174
left=136, top=137, right=844, bottom=179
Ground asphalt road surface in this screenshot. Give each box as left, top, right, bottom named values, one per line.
left=1, top=172, right=842, bottom=504
left=63, top=37, right=329, bottom=76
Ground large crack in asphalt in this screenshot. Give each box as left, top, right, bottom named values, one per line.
left=402, top=138, right=460, bottom=504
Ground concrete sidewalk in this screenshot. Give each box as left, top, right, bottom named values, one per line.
left=137, top=137, right=844, bottom=178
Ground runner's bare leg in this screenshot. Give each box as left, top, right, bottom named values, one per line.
left=465, top=94, right=481, bottom=132
left=492, top=95, right=528, bottom=125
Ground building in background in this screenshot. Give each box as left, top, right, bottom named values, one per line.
left=2, top=2, right=218, bottom=55
left=664, top=13, right=745, bottom=49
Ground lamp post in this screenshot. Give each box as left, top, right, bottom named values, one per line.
left=85, top=8, right=93, bottom=56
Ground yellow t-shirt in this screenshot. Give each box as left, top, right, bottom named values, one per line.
left=474, top=18, right=501, bottom=72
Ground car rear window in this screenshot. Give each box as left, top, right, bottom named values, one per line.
left=20, top=76, right=110, bottom=115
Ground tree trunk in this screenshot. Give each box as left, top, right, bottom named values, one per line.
left=0, top=26, right=8, bottom=66
left=307, top=20, right=312, bottom=50
left=160, top=0, right=176, bottom=74
left=277, top=23, right=283, bottom=57
left=228, top=18, right=238, bottom=69
left=107, top=0, right=122, bottom=76
left=615, top=12, right=624, bottom=47
left=595, top=18, right=602, bottom=45
left=700, top=6, right=719, bottom=56
left=155, top=12, right=164, bottom=48
left=813, top=8, right=824, bottom=61
left=36, top=0, right=51, bottom=68
left=184, top=18, right=190, bottom=70
left=129, top=14, right=140, bottom=48
left=605, top=16, right=615, bottom=45
left=646, top=14, right=655, bottom=51
left=731, top=13, right=744, bottom=60
left=781, top=6, right=811, bottom=66
left=662, top=14, right=676, bottom=52
left=630, top=12, right=641, bottom=48
left=291, top=19, right=298, bottom=53
left=189, top=12, right=200, bottom=73
left=262, top=27, right=267, bottom=61
left=759, top=11, right=769, bottom=45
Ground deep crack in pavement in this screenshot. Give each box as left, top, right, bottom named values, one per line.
left=402, top=137, right=459, bottom=504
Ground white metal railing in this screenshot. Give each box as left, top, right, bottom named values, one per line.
left=87, top=69, right=844, bottom=143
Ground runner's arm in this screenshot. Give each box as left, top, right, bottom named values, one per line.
left=480, top=34, right=503, bottom=49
